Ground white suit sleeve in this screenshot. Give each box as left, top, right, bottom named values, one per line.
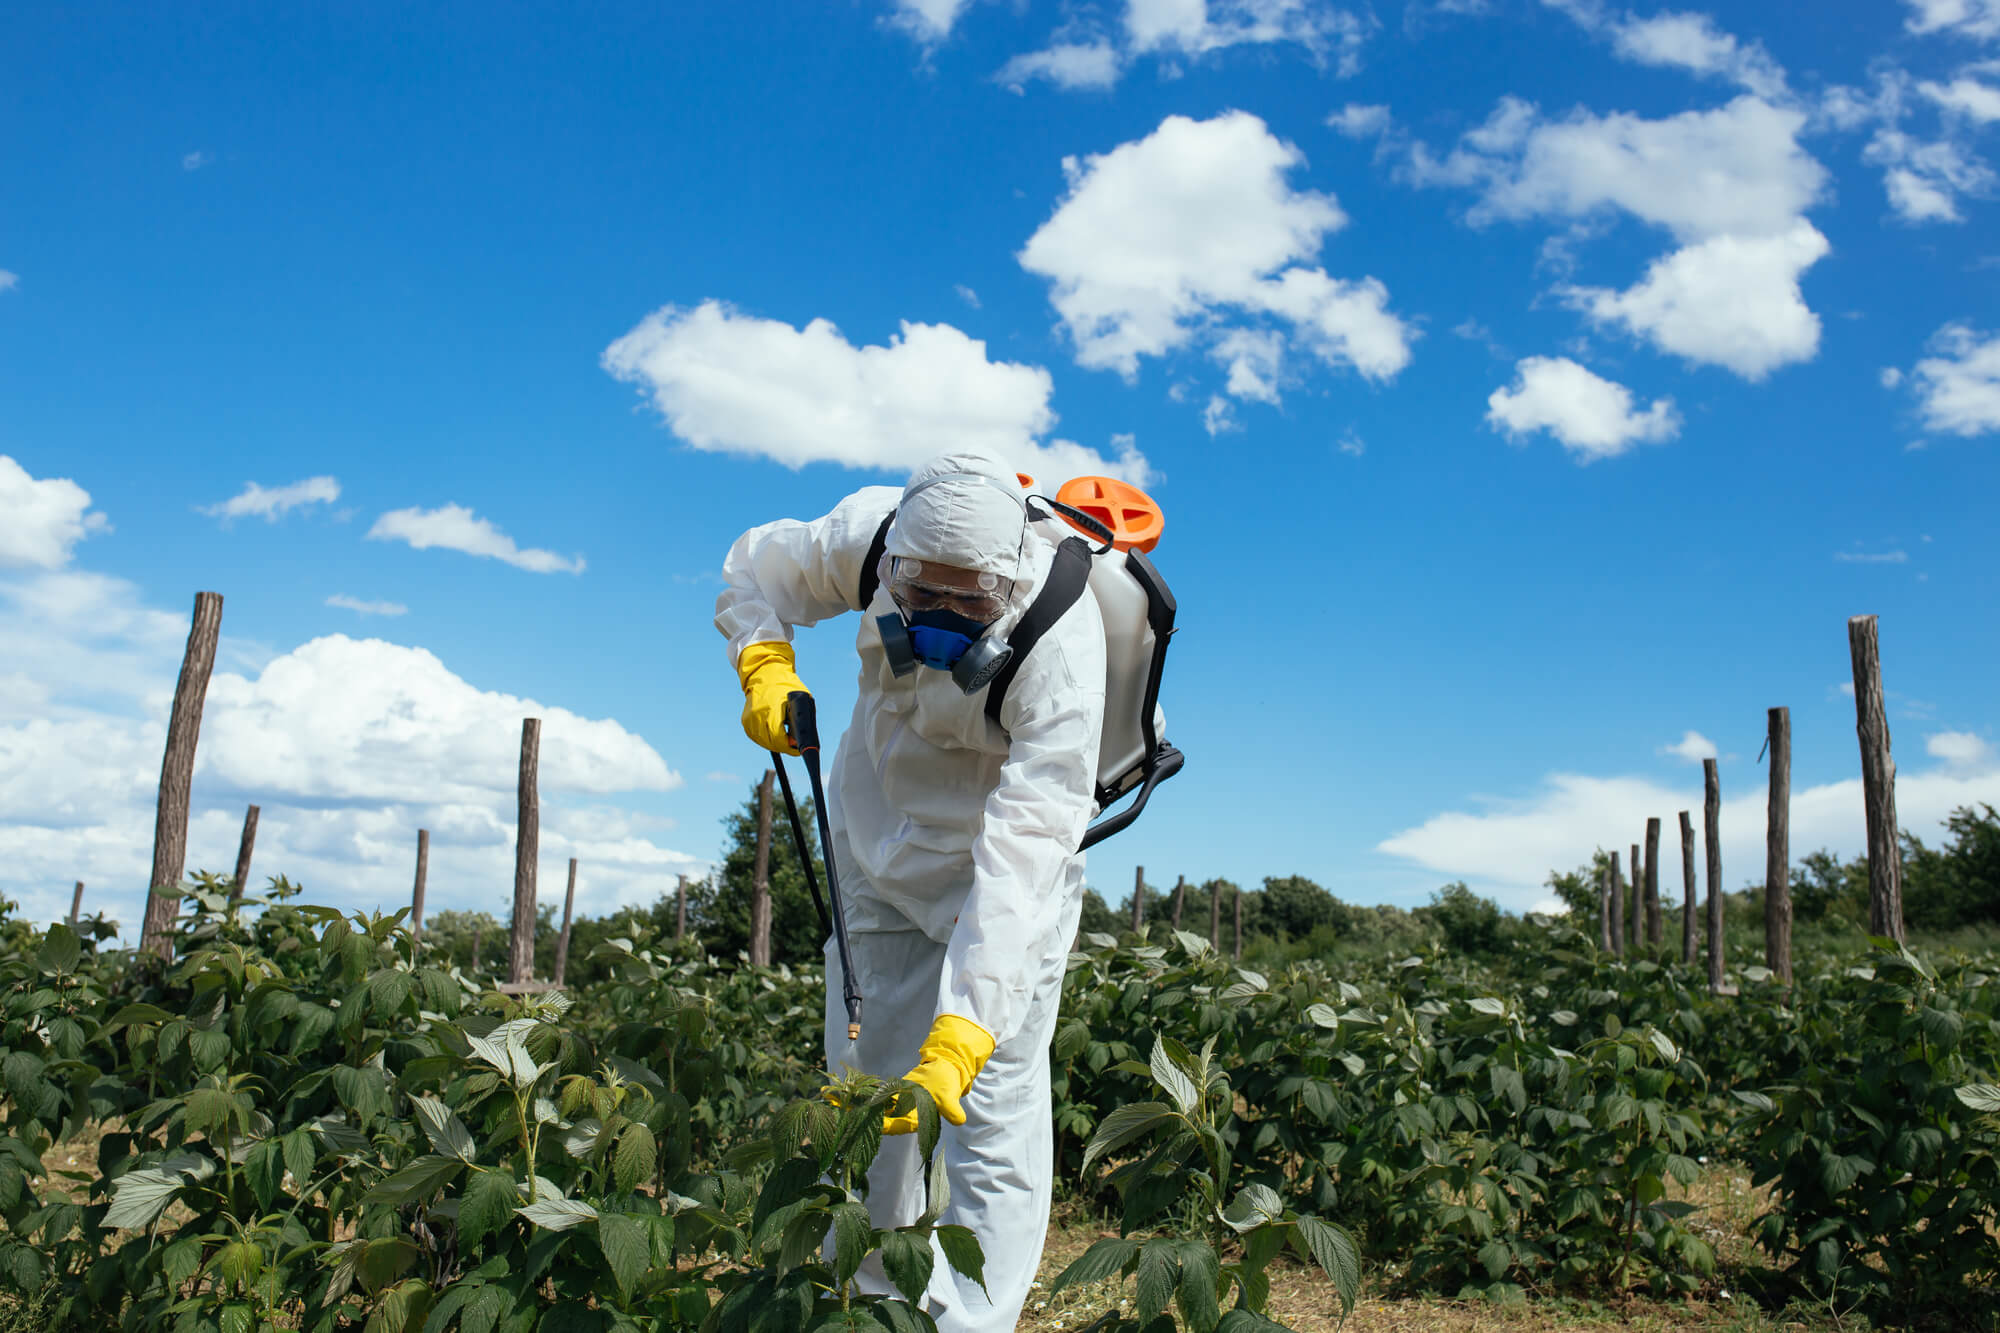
left=715, top=486, right=902, bottom=663
left=937, top=603, right=1105, bottom=1046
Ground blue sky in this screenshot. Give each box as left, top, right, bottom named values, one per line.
left=4, top=0, right=1998, bottom=939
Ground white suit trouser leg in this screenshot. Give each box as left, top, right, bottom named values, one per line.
left=824, top=929, right=1067, bottom=1333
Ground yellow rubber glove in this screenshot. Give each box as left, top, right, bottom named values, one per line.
left=735, top=641, right=806, bottom=756
left=883, top=1014, right=995, bottom=1135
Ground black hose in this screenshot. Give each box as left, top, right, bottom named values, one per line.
left=786, top=692, right=863, bottom=1040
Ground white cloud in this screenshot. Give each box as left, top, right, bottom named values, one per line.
left=1882, top=366, right=1905, bottom=388
left=201, top=476, right=341, bottom=522
left=367, top=504, right=586, bottom=574
left=1921, top=75, right=2000, bottom=122
left=1210, top=327, right=1285, bottom=402
left=703, top=770, right=743, bottom=785
left=0, top=271, right=16, bottom=293
left=1202, top=395, right=1239, bottom=436
left=1336, top=428, right=1365, bottom=456
left=1605, top=10, right=1789, bottom=99
left=890, top=0, right=972, bottom=42
left=0, top=456, right=110, bottom=570
left=996, top=41, right=1122, bottom=91
left=1911, top=322, right=2000, bottom=434
left=1929, top=731, right=1993, bottom=766
left=1017, top=112, right=1412, bottom=408
left=1123, top=0, right=1371, bottom=74
left=0, top=564, right=700, bottom=936
left=1660, top=730, right=1717, bottom=762
left=1833, top=550, right=1910, bottom=564
left=1563, top=222, right=1829, bottom=379
left=955, top=284, right=981, bottom=309
left=1410, top=95, right=1825, bottom=242
left=326, top=594, right=409, bottom=617
left=182, top=150, right=212, bottom=171
left=1866, top=128, right=1997, bottom=222
left=1485, top=356, right=1680, bottom=460
left=1327, top=103, right=1391, bottom=138
left=603, top=300, right=1151, bottom=483
left=1378, top=755, right=2000, bottom=910
left=1905, top=0, right=2000, bottom=40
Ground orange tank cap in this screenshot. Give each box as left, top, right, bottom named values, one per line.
left=1053, top=476, right=1164, bottom=553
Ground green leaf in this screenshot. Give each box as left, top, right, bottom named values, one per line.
left=1956, top=1083, right=2000, bottom=1112
left=365, top=1154, right=463, bottom=1206
left=1647, top=1028, right=1679, bottom=1063
left=1467, top=996, right=1505, bottom=1016
left=1050, top=1236, right=1139, bottom=1295
left=1293, top=1216, right=1360, bottom=1313
left=37, top=923, right=82, bottom=975
left=596, top=1211, right=649, bottom=1299
left=414, top=1095, right=477, bottom=1162
left=1220, top=1183, right=1283, bottom=1234
left=935, top=1223, right=986, bottom=1295
left=219, top=1305, right=252, bottom=1333
left=1304, top=1003, right=1340, bottom=1030
left=831, top=1201, right=872, bottom=1285
left=518, top=1195, right=599, bottom=1231
left=1174, top=1240, right=1222, bottom=1333
left=1135, top=1239, right=1179, bottom=1323
left=245, top=1137, right=283, bottom=1209
left=103, top=1151, right=214, bottom=1230
left=1820, top=1154, right=1874, bottom=1194
left=879, top=1230, right=935, bottom=1307
left=614, top=1123, right=657, bottom=1194
left=1081, top=1102, right=1177, bottom=1174
left=1150, top=1037, right=1199, bottom=1115
left=459, top=1169, right=521, bottom=1250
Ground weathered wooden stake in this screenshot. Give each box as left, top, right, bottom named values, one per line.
left=554, top=858, right=577, bottom=987
left=1630, top=841, right=1643, bottom=954
left=750, top=771, right=774, bottom=967
left=1232, top=885, right=1243, bottom=960
left=1609, top=850, right=1625, bottom=955
left=1766, top=706, right=1793, bottom=984
left=69, top=881, right=84, bottom=926
left=1848, top=615, right=1906, bottom=943
left=1644, top=818, right=1663, bottom=947
left=509, top=718, right=540, bottom=986
left=1131, top=866, right=1146, bottom=932
left=411, top=829, right=429, bottom=957
left=675, top=873, right=688, bottom=941
left=1678, top=811, right=1697, bottom=964
left=143, top=590, right=224, bottom=959
left=472, top=927, right=484, bottom=974
left=1171, top=876, right=1187, bottom=930
left=1210, top=881, right=1221, bottom=949
left=1597, top=861, right=1613, bottom=951
left=228, top=804, right=260, bottom=905
left=1704, top=759, right=1726, bottom=994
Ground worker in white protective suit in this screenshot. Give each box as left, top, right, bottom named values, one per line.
left=715, top=447, right=1105, bottom=1333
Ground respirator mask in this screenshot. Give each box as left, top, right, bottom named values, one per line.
left=873, top=472, right=1027, bottom=694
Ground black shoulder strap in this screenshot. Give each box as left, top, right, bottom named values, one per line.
left=985, top=536, right=1093, bottom=726
left=856, top=509, right=895, bottom=611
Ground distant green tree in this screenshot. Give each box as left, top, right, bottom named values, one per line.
left=1259, top=875, right=1346, bottom=941
left=687, top=777, right=829, bottom=968
left=1075, top=888, right=1118, bottom=938
left=1419, top=881, right=1510, bottom=956
left=1905, top=803, right=2000, bottom=930
left=1545, top=849, right=1615, bottom=921
left=1791, top=849, right=1869, bottom=924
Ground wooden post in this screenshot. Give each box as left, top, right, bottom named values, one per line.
left=68, top=881, right=84, bottom=926
left=472, top=927, right=483, bottom=974
left=1609, top=850, right=1625, bottom=955
left=411, top=829, right=429, bottom=957
left=1597, top=861, right=1613, bottom=951
left=509, top=718, right=540, bottom=986
left=1704, top=759, right=1726, bottom=994
left=1848, top=615, right=1906, bottom=943
left=1232, top=885, right=1243, bottom=960
left=1210, top=881, right=1221, bottom=948
left=1131, top=866, right=1146, bottom=932
left=675, top=873, right=688, bottom=940
left=1171, top=876, right=1187, bottom=930
left=750, top=771, right=774, bottom=967
left=1678, top=811, right=1697, bottom=964
left=554, top=858, right=577, bottom=987
left=1630, top=841, right=1643, bottom=954
left=1766, top=706, right=1793, bottom=984
left=1644, top=817, right=1662, bottom=947
left=228, top=804, right=260, bottom=904
left=142, top=590, right=224, bottom=959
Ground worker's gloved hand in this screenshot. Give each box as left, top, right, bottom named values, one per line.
left=736, top=641, right=807, bottom=755
left=883, top=1014, right=995, bottom=1135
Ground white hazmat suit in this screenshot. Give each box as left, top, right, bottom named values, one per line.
left=715, top=449, right=1106, bottom=1332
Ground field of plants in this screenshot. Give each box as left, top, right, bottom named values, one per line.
left=0, top=875, right=1997, bottom=1332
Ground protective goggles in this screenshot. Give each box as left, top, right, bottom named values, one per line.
left=885, top=557, right=1013, bottom=624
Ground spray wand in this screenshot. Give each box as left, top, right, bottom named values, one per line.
left=777, top=691, right=863, bottom=1040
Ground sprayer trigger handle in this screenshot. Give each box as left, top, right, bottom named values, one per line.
left=785, top=690, right=820, bottom=754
